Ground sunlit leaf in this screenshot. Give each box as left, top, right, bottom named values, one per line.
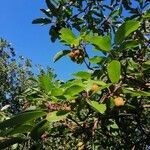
left=53, top=50, right=70, bottom=62
left=51, top=88, right=63, bottom=96
left=115, top=20, right=140, bottom=44
left=107, top=60, right=121, bottom=83
left=72, top=71, right=91, bottom=79
left=89, top=56, right=104, bottom=64
left=38, top=73, right=53, bottom=93
left=63, top=85, right=84, bottom=97
left=59, top=28, right=76, bottom=45
left=0, top=110, right=46, bottom=129
left=87, top=101, right=106, bottom=114
left=46, top=110, right=69, bottom=122
left=91, top=35, right=111, bottom=52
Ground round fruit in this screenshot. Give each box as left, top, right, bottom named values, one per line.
left=91, top=83, right=99, bottom=92
left=113, top=97, right=125, bottom=107
left=68, top=51, right=75, bottom=58
left=74, top=49, right=80, bottom=55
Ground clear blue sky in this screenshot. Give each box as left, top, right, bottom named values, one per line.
left=0, top=0, right=86, bottom=80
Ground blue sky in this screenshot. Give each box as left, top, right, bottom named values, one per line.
left=0, top=0, right=86, bottom=80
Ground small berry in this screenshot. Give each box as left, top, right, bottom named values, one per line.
left=113, top=97, right=125, bottom=107
left=91, top=84, right=100, bottom=92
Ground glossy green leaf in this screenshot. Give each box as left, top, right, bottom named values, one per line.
left=46, top=110, right=69, bottom=122
left=7, top=125, right=33, bottom=135
left=107, top=60, right=121, bottom=83
left=87, top=101, right=106, bottom=114
left=72, top=71, right=91, bottom=79
left=89, top=56, right=104, bottom=64
left=51, top=88, right=63, bottom=96
left=115, top=20, right=140, bottom=44
left=0, top=110, right=46, bottom=129
left=120, top=40, right=139, bottom=49
left=59, top=28, right=76, bottom=45
left=63, top=85, right=84, bottom=96
left=91, top=35, right=111, bottom=52
left=53, top=50, right=70, bottom=62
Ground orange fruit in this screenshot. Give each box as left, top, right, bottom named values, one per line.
left=68, top=52, right=75, bottom=58
left=113, top=97, right=125, bottom=107
left=74, top=49, right=80, bottom=55
left=91, top=83, right=100, bottom=92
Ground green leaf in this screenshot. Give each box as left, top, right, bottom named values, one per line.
left=45, top=0, right=59, bottom=16
left=0, top=137, right=26, bottom=149
left=91, top=35, right=111, bottom=52
left=61, top=79, right=82, bottom=89
left=59, top=28, right=76, bottom=45
left=89, top=56, right=104, bottom=64
left=110, top=122, right=119, bottom=129
left=120, top=40, right=139, bottom=49
left=63, top=85, right=84, bottom=97
left=53, top=50, right=70, bottom=62
left=128, top=58, right=138, bottom=70
left=40, top=9, right=52, bottom=17
left=51, top=88, right=63, bottom=96
left=7, top=125, right=33, bottom=135
left=123, top=88, right=150, bottom=97
left=32, top=18, right=51, bottom=25
left=72, top=71, right=91, bottom=79
left=87, top=101, right=106, bottom=114
left=143, top=12, right=150, bottom=18
left=0, top=110, right=46, bottom=129
left=46, top=110, right=69, bottom=122
left=143, top=60, right=150, bottom=65
left=115, top=20, right=140, bottom=44
left=107, top=60, right=121, bottom=83
left=38, top=73, right=53, bottom=94
left=31, top=120, right=48, bottom=141
left=142, top=60, right=150, bottom=70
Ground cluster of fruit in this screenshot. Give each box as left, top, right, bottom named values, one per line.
left=68, top=49, right=85, bottom=64
left=91, top=84, right=125, bottom=107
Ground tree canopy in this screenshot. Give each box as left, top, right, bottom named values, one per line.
left=0, top=0, right=150, bottom=149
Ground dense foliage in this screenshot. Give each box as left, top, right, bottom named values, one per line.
left=0, top=38, right=34, bottom=114
left=0, top=0, right=150, bottom=149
